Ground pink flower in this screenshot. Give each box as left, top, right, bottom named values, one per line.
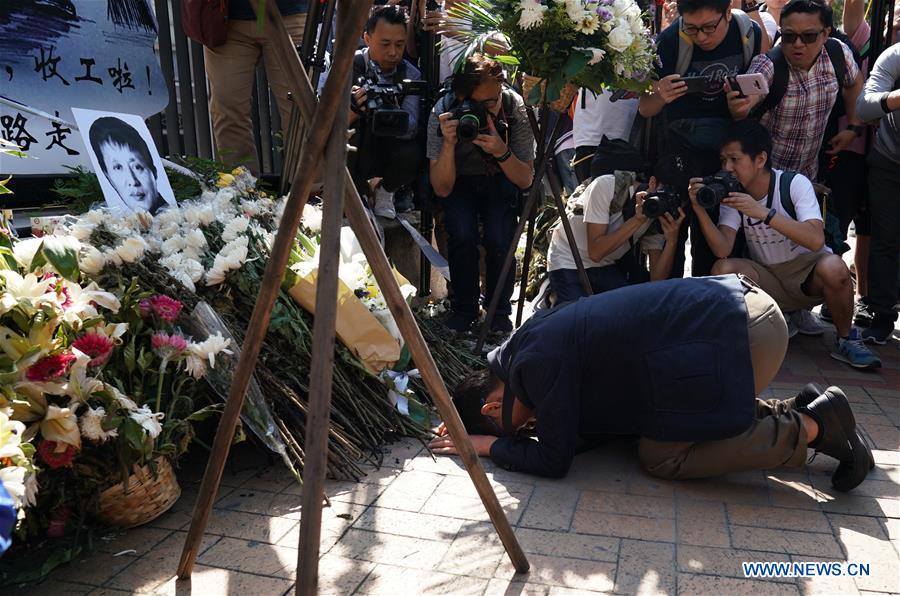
left=149, top=295, right=182, bottom=323
left=72, top=333, right=115, bottom=367
left=38, top=440, right=77, bottom=468
left=139, top=298, right=153, bottom=318
left=151, top=331, right=188, bottom=360
left=26, top=352, right=77, bottom=382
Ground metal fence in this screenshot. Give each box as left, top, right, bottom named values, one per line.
left=149, top=0, right=283, bottom=175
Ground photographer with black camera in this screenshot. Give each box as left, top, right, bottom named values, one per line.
left=690, top=120, right=881, bottom=370
left=428, top=53, right=535, bottom=333
left=346, top=5, right=425, bottom=218
left=546, top=147, right=687, bottom=304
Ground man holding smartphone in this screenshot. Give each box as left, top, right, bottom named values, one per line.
left=639, top=0, right=765, bottom=278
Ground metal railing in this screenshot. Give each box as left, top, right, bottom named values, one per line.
left=150, top=0, right=283, bottom=175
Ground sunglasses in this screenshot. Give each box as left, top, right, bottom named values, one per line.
left=681, top=13, right=725, bottom=36
left=781, top=29, right=825, bottom=44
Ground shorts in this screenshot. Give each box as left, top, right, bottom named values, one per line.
left=745, top=252, right=827, bottom=312
left=742, top=276, right=789, bottom=394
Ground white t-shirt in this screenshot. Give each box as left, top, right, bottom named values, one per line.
left=718, top=169, right=824, bottom=266
left=547, top=175, right=664, bottom=271
left=759, top=11, right=778, bottom=43
left=572, top=90, right=639, bottom=148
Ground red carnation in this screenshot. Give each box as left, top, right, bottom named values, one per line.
left=26, top=352, right=77, bottom=382
left=149, top=295, right=182, bottom=323
left=38, top=440, right=77, bottom=468
left=72, top=333, right=115, bottom=367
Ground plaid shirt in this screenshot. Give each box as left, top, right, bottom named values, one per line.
left=748, top=41, right=859, bottom=180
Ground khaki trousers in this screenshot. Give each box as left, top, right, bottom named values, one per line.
left=638, top=279, right=809, bottom=479
left=204, top=14, right=306, bottom=174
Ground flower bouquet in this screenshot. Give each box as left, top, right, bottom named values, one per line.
left=449, top=0, right=658, bottom=105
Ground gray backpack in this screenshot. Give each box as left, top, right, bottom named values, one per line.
left=674, top=9, right=758, bottom=75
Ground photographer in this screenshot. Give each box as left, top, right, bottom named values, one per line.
left=427, top=54, right=535, bottom=334
left=546, top=151, right=687, bottom=304
left=347, top=5, right=423, bottom=218
left=689, top=120, right=881, bottom=369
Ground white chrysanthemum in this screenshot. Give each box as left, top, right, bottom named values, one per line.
left=201, top=190, right=217, bottom=203
left=155, top=222, right=180, bottom=240
left=169, top=269, right=196, bottom=292
left=518, top=0, right=547, bottom=29
left=180, top=245, right=201, bottom=261
left=85, top=210, right=106, bottom=225
left=185, top=332, right=232, bottom=379
left=69, top=221, right=96, bottom=241
left=116, top=236, right=146, bottom=264
left=205, top=266, right=227, bottom=286
left=159, top=252, right=184, bottom=271
left=575, top=13, right=601, bottom=34
left=161, top=235, right=185, bottom=255
left=301, top=204, right=323, bottom=234
left=217, top=187, right=237, bottom=203
left=79, top=245, right=107, bottom=275
left=219, top=236, right=249, bottom=269
left=184, top=354, right=207, bottom=379
left=109, top=386, right=138, bottom=411
left=565, top=0, right=586, bottom=22
left=222, top=216, right=250, bottom=243
left=185, top=228, right=207, bottom=250
left=0, top=466, right=27, bottom=510
left=130, top=406, right=164, bottom=439
left=240, top=199, right=264, bottom=217
left=79, top=405, right=118, bottom=443
left=102, top=247, right=123, bottom=267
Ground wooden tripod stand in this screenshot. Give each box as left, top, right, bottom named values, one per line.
left=176, top=2, right=529, bottom=594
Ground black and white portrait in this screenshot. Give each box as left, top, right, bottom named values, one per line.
left=72, top=108, right=176, bottom=215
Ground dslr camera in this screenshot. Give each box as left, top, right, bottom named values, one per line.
left=437, top=99, right=489, bottom=143
left=356, top=66, right=426, bottom=137
left=642, top=187, right=682, bottom=219
left=696, top=171, right=744, bottom=209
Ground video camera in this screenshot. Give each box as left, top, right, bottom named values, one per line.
left=697, top=171, right=744, bottom=209
left=642, top=187, right=682, bottom=219
left=356, top=66, right=426, bottom=137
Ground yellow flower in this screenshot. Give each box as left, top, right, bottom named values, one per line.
left=230, top=167, right=245, bottom=176
left=216, top=173, right=235, bottom=188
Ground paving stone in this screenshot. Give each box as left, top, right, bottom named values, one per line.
left=859, top=423, right=900, bottom=451
left=319, top=475, right=399, bottom=506
left=484, top=578, right=550, bottom=595
left=571, top=510, right=675, bottom=543
left=827, top=513, right=900, bottom=593
left=21, top=579, right=94, bottom=595
left=95, top=527, right=174, bottom=556
left=277, top=501, right=367, bottom=552
left=614, top=539, right=676, bottom=595
left=766, top=474, right=829, bottom=511
left=792, top=557, right=861, bottom=596
left=197, top=536, right=298, bottom=579
left=578, top=490, right=675, bottom=519
left=676, top=500, right=730, bottom=548
left=49, top=549, right=137, bottom=587
left=148, top=564, right=293, bottom=596
left=678, top=545, right=792, bottom=583
left=817, top=494, right=900, bottom=518
left=239, top=465, right=298, bottom=493
left=377, top=437, right=425, bottom=469
left=677, top=573, right=801, bottom=595
left=436, top=522, right=506, bottom=579
left=314, top=554, right=375, bottom=595
left=215, top=488, right=303, bottom=519
left=625, top=471, right=678, bottom=499
left=356, top=564, right=487, bottom=594
left=104, top=531, right=221, bottom=592
left=518, top=485, right=579, bottom=531
left=351, top=506, right=465, bottom=541
left=495, top=553, right=616, bottom=592
left=730, top=526, right=844, bottom=559
left=419, top=475, right=531, bottom=525
left=674, top=479, right=770, bottom=505
left=373, top=470, right=444, bottom=512
left=728, top=504, right=832, bottom=533
left=515, top=527, right=619, bottom=563
left=329, top=528, right=450, bottom=570
left=203, top=508, right=298, bottom=545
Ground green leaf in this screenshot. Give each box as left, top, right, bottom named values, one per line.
left=562, top=51, right=591, bottom=78
left=185, top=403, right=224, bottom=422
left=392, top=345, right=411, bottom=372
left=123, top=338, right=136, bottom=374
left=137, top=347, right=154, bottom=372
left=545, top=73, right=565, bottom=103
left=40, top=235, right=80, bottom=281
left=0, top=356, right=18, bottom=385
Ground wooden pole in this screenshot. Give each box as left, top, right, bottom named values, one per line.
left=295, top=44, right=350, bottom=596
left=342, top=176, right=531, bottom=574
left=176, top=1, right=373, bottom=579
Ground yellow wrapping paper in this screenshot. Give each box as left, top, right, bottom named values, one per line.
left=286, top=269, right=401, bottom=373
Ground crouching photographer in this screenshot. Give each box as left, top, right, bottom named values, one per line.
left=546, top=144, right=688, bottom=304
left=689, top=120, right=881, bottom=370
left=428, top=54, right=536, bottom=333
left=348, top=5, right=425, bottom=217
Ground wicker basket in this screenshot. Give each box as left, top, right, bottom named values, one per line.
left=521, top=74, right=579, bottom=113
left=97, top=457, right=181, bottom=528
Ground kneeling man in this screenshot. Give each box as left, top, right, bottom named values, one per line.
left=429, top=275, right=872, bottom=492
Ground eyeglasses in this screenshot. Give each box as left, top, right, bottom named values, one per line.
left=781, top=29, right=825, bottom=44
left=681, top=13, right=725, bottom=36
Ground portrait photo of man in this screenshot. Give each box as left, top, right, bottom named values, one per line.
left=72, top=108, right=176, bottom=215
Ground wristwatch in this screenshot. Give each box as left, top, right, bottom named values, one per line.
left=496, top=148, right=513, bottom=162
left=847, top=124, right=866, bottom=136
left=764, top=208, right=777, bottom=225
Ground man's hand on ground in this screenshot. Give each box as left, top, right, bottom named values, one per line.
left=428, top=431, right=497, bottom=457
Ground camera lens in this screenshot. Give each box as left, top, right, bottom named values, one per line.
left=696, top=184, right=724, bottom=209
left=642, top=197, right=662, bottom=218
left=457, top=114, right=480, bottom=142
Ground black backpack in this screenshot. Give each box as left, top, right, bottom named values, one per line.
left=769, top=171, right=848, bottom=255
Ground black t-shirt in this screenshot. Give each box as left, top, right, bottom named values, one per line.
left=655, top=18, right=761, bottom=121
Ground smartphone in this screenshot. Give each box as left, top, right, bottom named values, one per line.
left=678, top=75, right=712, bottom=94
left=731, top=73, right=769, bottom=96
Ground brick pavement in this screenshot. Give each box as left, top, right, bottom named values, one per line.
left=23, top=319, right=899, bottom=596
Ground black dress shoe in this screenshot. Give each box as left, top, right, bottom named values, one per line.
left=801, top=387, right=871, bottom=491
left=790, top=384, right=875, bottom=471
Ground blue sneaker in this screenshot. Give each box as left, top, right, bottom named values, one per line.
left=830, top=329, right=882, bottom=369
